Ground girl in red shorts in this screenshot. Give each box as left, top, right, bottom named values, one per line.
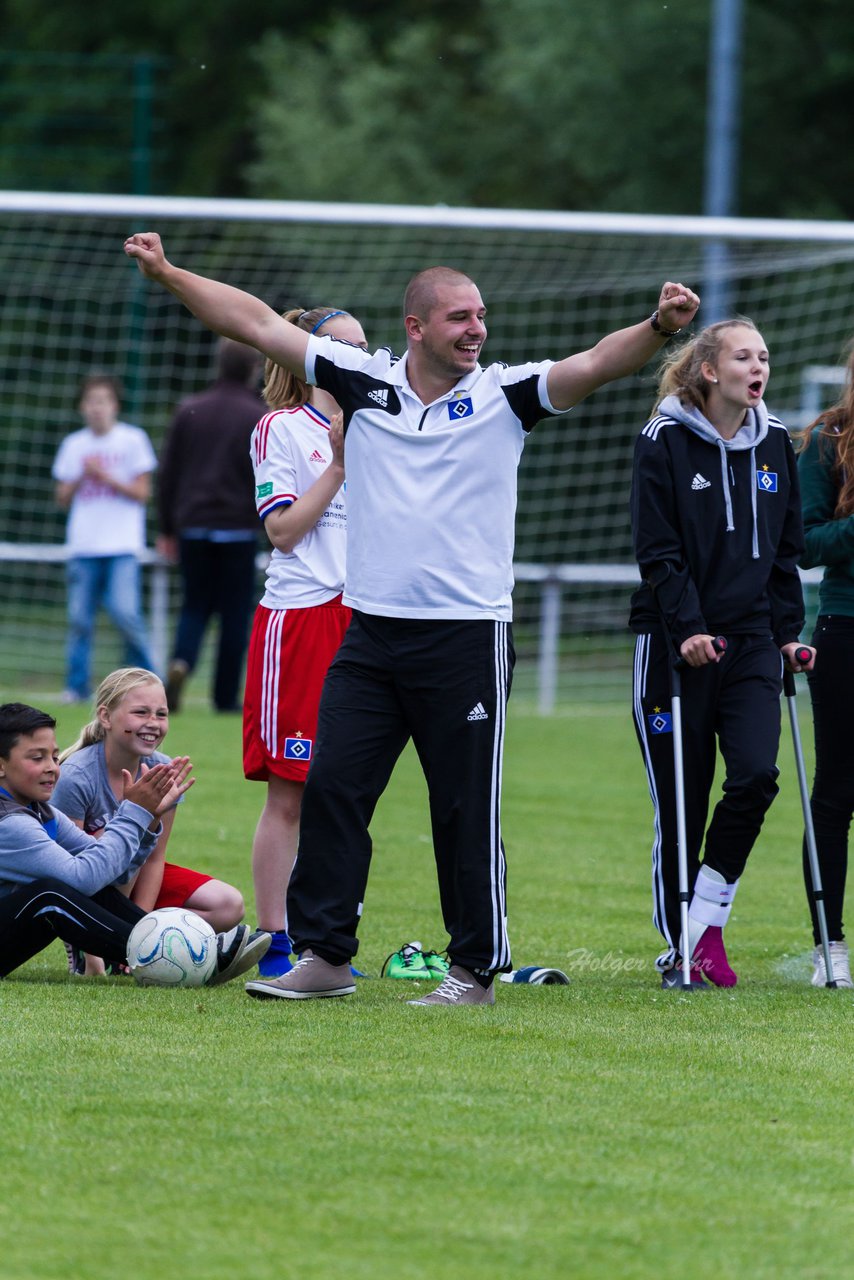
left=54, top=666, right=245, bottom=974
left=244, top=305, right=368, bottom=976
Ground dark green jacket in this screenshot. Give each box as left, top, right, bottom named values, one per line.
left=799, top=427, right=854, bottom=616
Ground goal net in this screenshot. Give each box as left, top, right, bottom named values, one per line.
left=0, top=193, right=851, bottom=706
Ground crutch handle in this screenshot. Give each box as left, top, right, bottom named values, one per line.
left=674, top=634, right=727, bottom=671
left=783, top=647, right=814, bottom=697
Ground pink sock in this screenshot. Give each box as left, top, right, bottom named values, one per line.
left=693, top=926, right=737, bottom=987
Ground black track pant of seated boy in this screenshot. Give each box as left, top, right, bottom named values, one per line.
left=0, top=877, right=145, bottom=977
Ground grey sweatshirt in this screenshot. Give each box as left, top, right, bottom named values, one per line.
left=0, top=790, right=160, bottom=899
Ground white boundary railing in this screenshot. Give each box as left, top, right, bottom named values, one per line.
left=0, top=543, right=823, bottom=714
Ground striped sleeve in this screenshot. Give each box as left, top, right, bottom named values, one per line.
left=252, top=410, right=298, bottom=520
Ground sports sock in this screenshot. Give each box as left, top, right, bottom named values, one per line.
left=256, top=929, right=294, bottom=978
left=264, top=929, right=292, bottom=954
left=687, top=865, right=738, bottom=957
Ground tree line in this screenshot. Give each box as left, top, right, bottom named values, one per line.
left=1, top=0, right=852, bottom=219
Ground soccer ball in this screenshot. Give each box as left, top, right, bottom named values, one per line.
left=126, top=907, right=218, bottom=988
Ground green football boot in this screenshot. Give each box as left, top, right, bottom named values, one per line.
left=421, top=948, right=451, bottom=978
left=381, top=941, right=433, bottom=980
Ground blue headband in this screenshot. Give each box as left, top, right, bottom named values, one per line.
left=309, top=310, right=347, bottom=335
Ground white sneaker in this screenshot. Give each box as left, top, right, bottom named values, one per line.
left=811, top=940, right=853, bottom=989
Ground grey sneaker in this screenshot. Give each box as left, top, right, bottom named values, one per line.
left=207, top=926, right=271, bottom=986
left=812, top=940, right=853, bottom=989
left=407, top=964, right=495, bottom=1006
left=245, top=949, right=356, bottom=1000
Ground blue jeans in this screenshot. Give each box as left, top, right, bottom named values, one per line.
left=65, top=554, right=153, bottom=698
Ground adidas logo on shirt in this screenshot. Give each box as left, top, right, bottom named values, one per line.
left=467, top=702, right=488, bottom=722
left=309, top=450, right=327, bottom=464
left=691, top=473, right=711, bottom=491
left=367, top=388, right=388, bottom=407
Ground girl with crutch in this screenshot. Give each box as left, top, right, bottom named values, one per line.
left=796, top=344, right=854, bottom=988
left=630, top=318, right=813, bottom=988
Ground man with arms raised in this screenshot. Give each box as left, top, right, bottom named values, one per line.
left=125, top=231, right=699, bottom=1006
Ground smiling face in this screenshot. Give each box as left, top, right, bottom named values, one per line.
left=0, top=728, right=60, bottom=807
left=703, top=324, right=770, bottom=413
left=407, top=281, right=488, bottom=386
left=98, top=680, right=169, bottom=759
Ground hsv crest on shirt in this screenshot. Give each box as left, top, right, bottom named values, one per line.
left=448, top=397, right=474, bottom=420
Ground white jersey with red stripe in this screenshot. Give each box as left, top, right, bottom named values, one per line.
left=251, top=403, right=346, bottom=609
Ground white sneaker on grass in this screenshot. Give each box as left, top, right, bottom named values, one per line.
left=811, top=940, right=853, bottom=989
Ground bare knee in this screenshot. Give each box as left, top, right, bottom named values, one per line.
left=185, top=879, right=245, bottom=931
left=264, top=776, right=304, bottom=827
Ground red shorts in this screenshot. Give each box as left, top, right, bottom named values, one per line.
left=243, top=596, right=352, bottom=783
left=154, top=862, right=213, bottom=909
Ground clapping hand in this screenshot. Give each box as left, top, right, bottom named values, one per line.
left=122, top=757, right=195, bottom=821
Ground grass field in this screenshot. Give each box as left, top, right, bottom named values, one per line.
left=0, top=695, right=851, bottom=1280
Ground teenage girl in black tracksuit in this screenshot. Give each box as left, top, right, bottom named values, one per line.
left=630, top=318, right=813, bottom=988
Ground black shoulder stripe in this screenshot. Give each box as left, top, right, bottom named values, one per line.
left=501, top=372, right=547, bottom=432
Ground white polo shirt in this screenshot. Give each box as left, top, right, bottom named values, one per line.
left=305, top=336, right=561, bottom=621
left=251, top=403, right=346, bottom=609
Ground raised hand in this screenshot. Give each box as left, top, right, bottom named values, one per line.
left=123, top=231, right=169, bottom=280
left=328, top=411, right=345, bottom=469
left=657, top=281, right=701, bottom=331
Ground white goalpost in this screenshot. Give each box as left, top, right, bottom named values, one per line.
left=0, top=192, right=851, bottom=707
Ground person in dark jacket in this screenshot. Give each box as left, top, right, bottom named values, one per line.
left=157, top=338, right=263, bottom=712
left=796, top=344, right=854, bottom=988
left=630, top=318, right=814, bottom=989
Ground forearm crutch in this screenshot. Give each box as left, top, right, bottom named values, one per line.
left=783, top=650, right=837, bottom=989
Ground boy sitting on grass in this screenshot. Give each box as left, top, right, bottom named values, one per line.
left=0, top=702, right=269, bottom=982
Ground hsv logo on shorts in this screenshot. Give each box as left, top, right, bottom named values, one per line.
left=283, top=735, right=313, bottom=761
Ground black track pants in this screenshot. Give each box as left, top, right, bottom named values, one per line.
left=289, top=611, right=515, bottom=975
left=0, top=878, right=146, bottom=978
left=804, top=615, right=854, bottom=943
left=632, top=632, right=782, bottom=949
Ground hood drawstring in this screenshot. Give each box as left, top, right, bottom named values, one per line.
left=712, top=437, right=760, bottom=559
left=749, top=449, right=759, bottom=559
left=716, top=437, right=734, bottom=533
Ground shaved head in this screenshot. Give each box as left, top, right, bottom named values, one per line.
left=404, top=267, right=478, bottom=322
